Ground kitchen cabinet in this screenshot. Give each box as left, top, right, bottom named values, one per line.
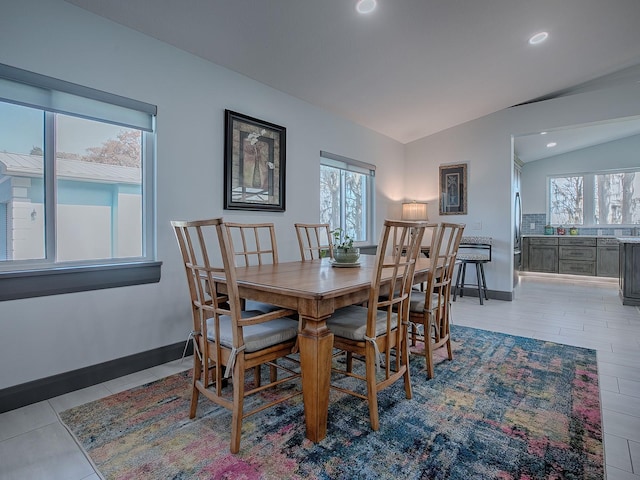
left=523, top=237, right=558, bottom=273
left=522, top=235, right=618, bottom=277
left=597, top=237, right=620, bottom=278
left=619, top=239, right=640, bottom=306
left=559, top=237, right=596, bottom=276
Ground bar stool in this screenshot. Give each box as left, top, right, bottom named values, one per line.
left=453, top=236, right=492, bottom=305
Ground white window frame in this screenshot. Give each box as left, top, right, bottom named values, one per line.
left=320, top=151, right=375, bottom=245
left=0, top=63, right=159, bottom=300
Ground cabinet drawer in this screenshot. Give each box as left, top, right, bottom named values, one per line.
left=559, top=246, right=597, bottom=261
left=559, top=260, right=596, bottom=276
left=559, top=237, right=596, bottom=246
left=529, top=237, right=558, bottom=246
left=597, top=237, right=619, bottom=246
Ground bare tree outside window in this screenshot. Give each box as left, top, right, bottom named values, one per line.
left=549, top=176, right=583, bottom=225
left=344, top=171, right=364, bottom=241
left=320, top=165, right=340, bottom=229
left=320, top=164, right=368, bottom=242
left=595, top=172, right=639, bottom=224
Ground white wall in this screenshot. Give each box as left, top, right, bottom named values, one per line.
left=405, top=83, right=640, bottom=295
left=522, top=134, right=640, bottom=214
left=0, top=0, right=405, bottom=389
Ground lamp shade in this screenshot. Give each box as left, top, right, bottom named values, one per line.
left=402, top=201, right=428, bottom=221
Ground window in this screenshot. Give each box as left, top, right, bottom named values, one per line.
left=595, top=172, right=639, bottom=225
left=549, top=169, right=640, bottom=226
left=549, top=175, right=583, bottom=225
left=319, top=151, right=375, bottom=244
left=0, top=63, right=159, bottom=300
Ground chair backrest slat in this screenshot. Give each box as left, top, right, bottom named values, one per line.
left=225, top=222, right=279, bottom=266
left=295, top=223, right=333, bottom=260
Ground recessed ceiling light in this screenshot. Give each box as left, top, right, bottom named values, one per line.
left=356, top=0, right=376, bottom=14
left=540, top=131, right=547, bottom=135
left=546, top=142, right=557, bottom=148
left=529, top=32, right=549, bottom=45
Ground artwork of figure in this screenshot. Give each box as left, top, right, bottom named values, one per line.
left=242, top=129, right=273, bottom=192
left=447, top=174, right=459, bottom=207
left=439, top=163, right=466, bottom=215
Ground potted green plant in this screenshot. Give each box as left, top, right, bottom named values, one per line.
left=331, top=228, right=360, bottom=263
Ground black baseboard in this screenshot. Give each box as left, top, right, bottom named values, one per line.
left=0, top=340, right=193, bottom=414
left=454, top=287, right=513, bottom=302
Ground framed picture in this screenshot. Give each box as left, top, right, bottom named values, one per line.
left=224, top=110, right=286, bottom=211
left=439, top=163, right=467, bottom=215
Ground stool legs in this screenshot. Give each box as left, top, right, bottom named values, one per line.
left=475, top=263, right=484, bottom=305
left=479, top=262, right=489, bottom=302
left=453, top=262, right=463, bottom=301
left=454, top=261, right=488, bottom=305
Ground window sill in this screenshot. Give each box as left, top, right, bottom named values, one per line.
left=0, top=261, right=162, bottom=301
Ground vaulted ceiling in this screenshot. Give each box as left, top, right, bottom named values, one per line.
left=66, top=0, right=640, bottom=147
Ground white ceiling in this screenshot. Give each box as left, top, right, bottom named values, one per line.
left=65, top=0, right=640, bottom=147
left=514, top=115, right=640, bottom=163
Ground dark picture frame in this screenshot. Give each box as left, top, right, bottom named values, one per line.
left=439, top=163, right=467, bottom=215
left=224, top=110, right=286, bottom=211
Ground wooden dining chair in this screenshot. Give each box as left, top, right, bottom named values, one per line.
left=325, top=219, right=428, bottom=431
left=408, top=222, right=465, bottom=378
left=224, top=222, right=283, bottom=314
left=171, top=218, right=302, bottom=453
left=294, top=223, right=333, bottom=260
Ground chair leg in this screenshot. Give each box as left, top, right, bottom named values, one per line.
left=230, top=357, right=245, bottom=454
left=475, top=262, right=484, bottom=305
left=410, top=323, right=417, bottom=347
left=444, top=306, right=453, bottom=361
left=365, top=342, right=379, bottom=431
left=402, top=325, right=413, bottom=399
left=424, top=314, right=435, bottom=379
left=254, top=366, right=261, bottom=386
left=189, top=352, right=200, bottom=419
left=479, top=263, right=489, bottom=301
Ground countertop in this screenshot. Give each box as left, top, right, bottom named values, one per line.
left=522, top=234, right=616, bottom=238
left=617, top=237, right=640, bottom=244
left=522, top=234, right=640, bottom=243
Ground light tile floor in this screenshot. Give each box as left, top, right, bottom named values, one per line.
left=1, top=272, right=638, bottom=479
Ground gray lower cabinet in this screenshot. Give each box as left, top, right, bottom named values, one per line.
left=525, top=237, right=558, bottom=273
left=597, top=238, right=620, bottom=278
left=619, top=242, right=640, bottom=305
left=522, top=236, right=618, bottom=277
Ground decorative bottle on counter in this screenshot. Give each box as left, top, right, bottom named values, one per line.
left=557, top=226, right=566, bottom=235
left=544, top=225, right=554, bottom=235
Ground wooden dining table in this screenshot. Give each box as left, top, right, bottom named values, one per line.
left=230, top=254, right=433, bottom=443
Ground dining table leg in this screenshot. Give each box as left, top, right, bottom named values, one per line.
left=298, top=314, right=333, bottom=442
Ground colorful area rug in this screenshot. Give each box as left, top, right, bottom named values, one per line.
left=59, top=326, right=603, bottom=479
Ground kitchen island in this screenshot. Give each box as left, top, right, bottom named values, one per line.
left=618, top=237, right=640, bottom=306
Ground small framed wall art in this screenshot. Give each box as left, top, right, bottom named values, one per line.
left=224, top=110, right=286, bottom=211
left=439, top=163, right=467, bottom=215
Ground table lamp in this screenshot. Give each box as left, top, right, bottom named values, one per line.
left=402, top=201, right=428, bottom=221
